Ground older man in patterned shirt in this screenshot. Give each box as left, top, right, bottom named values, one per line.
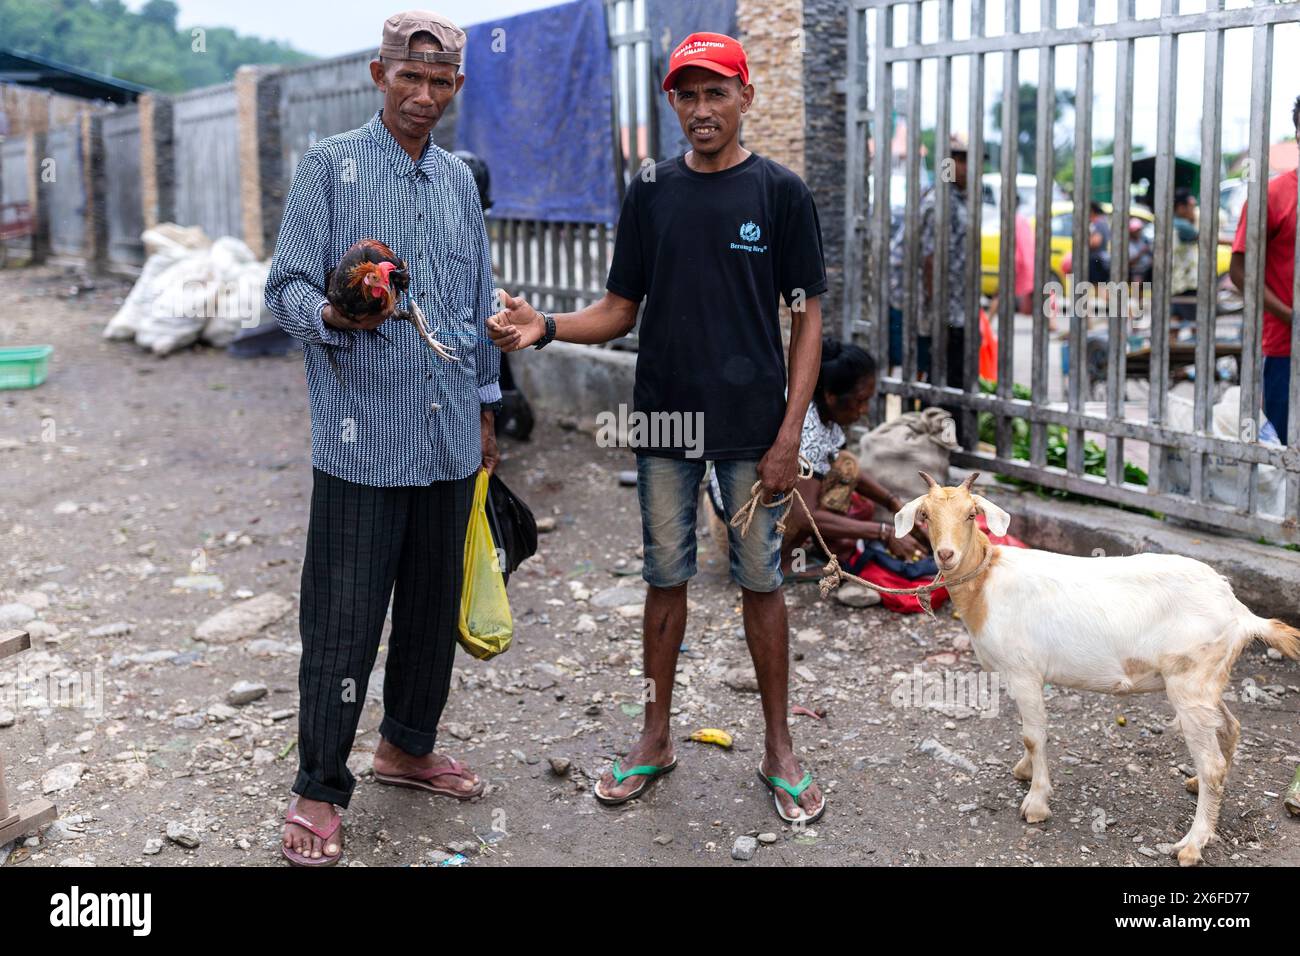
left=264, top=10, right=500, bottom=866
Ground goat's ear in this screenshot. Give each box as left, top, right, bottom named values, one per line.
left=972, top=494, right=1011, bottom=537
left=894, top=495, right=927, bottom=538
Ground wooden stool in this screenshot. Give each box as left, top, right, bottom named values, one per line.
left=0, top=629, right=57, bottom=847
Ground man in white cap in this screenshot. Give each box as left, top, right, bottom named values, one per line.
left=265, top=10, right=500, bottom=866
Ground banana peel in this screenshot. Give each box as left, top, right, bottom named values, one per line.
left=689, top=728, right=733, bottom=749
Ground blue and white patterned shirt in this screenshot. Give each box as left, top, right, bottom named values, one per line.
left=265, top=110, right=501, bottom=488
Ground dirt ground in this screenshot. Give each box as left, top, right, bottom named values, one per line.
left=1, top=264, right=1297, bottom=868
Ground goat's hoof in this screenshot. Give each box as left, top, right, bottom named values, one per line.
left=1020, top=794, right=1052, bottom=823
left=1184, top=776, right=1199, bottom=795
left=1177, top=844, right=1203, bottom=867
left=1012, top=757, right=1033, bottom=781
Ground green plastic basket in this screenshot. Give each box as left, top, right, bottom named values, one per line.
left=0, top=345, right=53, bottom=390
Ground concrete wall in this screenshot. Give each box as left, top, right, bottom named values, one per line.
left=507, top=342, right=636, bottom=424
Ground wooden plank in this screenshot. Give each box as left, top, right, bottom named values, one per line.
left=0, top=629, right=31, bottom=661
left=0, top=799, right=57, bottom=847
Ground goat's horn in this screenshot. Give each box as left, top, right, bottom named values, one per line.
left=918, top=471, right=939, bottom=490
left=961, top=471, right=981, bottom=490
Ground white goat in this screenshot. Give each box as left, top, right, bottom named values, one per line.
left=894, top=471, right=1300, bottom=866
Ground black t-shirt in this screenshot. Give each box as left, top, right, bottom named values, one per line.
left=605, top=152, right=828, bottom=460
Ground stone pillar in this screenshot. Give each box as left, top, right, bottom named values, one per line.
left=139, top=92, right=175, bottom=228
left=736, top=0, right=806, bottom=179
left=236, top=65, right=284, bottom=260
left=801, top=0, right=848, bottom=321
left=81, top=111, right=108, bottom=271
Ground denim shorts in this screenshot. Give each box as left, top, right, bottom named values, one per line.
left=637, top=455, right=783, bottom=593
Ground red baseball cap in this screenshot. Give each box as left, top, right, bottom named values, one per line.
left=661, top=32, right=749, bottom=92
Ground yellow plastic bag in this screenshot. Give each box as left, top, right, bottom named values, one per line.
left=457, top=469, right=513, bottom=660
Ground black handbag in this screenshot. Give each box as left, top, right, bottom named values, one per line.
left=484, top=473, right=538, bottom=586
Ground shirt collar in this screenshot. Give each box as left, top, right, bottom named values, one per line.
left=367, top=109, right=441, bottom=180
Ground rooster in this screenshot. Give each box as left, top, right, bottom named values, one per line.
left=325, top=239, right=458, bottom=361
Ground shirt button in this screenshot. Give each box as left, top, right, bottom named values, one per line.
left=430, top=402, right=441, bottom=411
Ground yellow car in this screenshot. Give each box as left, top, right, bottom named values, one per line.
left=979, top=202, right=1238, bottom=310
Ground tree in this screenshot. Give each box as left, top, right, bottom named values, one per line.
left=991, top=82, right=1075, bottom=173
left=0, top=0, right=312, bottom=93
left=138, top=0, right=177, bottom=31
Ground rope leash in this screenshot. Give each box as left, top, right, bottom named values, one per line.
left=728, top=457, right=993, bottom=618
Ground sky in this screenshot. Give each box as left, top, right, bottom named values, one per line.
left=123, top=0, right=561, bottom=58
left=125, top=0, right=1299, bottom=160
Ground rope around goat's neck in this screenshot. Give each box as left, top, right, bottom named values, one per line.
left=728, top=457, right=994, bottom=617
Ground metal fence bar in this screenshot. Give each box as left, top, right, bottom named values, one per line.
left=1237, top=20, right=1273, bottom=514
left=1192, top=0, right=1225, bottom=504
left=931, top=0, right=954, bottom=397
left=1029, top=0, right=1056, bottom=468
left=1067, top=0, right=1094, bottom=477
left=1289, top=163, right=1300, bottom=519
left=1145, top=0, right=1180, bottom=497
left=994, top=0, right=1020, bottom=460
left=947, top=448, right=1293, bottom=541
left=902, top=5, right=923, bottom=384
left=874, top=2, right=1300, bottom=58
left=962, top=0, right=986, bottom=449
left=1105, top=0, right=1134, bottom=488
left=882, top=381, right=1293, bottom=466
left=848, top=0, right=1297, bottom=544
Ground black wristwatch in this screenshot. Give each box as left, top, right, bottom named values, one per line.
left=533, top=311, right=556, bottom=350
left=482, top=399, right=505, bottom=415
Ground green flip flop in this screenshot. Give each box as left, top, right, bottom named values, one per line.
left=593, top=756, right=678, bottom=807
left=758, top=767, right=826, bottom=825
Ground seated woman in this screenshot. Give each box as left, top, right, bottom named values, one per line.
left=707, top=337, right=929, bottom=581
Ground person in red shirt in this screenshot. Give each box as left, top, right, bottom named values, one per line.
left=1230, top=95, right=1298, bottom=444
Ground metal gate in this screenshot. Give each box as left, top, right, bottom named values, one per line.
left=844, top=0, right=1300, bottom=543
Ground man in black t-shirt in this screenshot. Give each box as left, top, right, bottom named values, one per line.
left=488, top=32, right=828, bottom=825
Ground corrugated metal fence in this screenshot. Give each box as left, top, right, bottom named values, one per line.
left=44, top=124, right=86, bottom=259
left=172, top=82, right=242, bottom=241
left=0, top=136, right=31, bottom=262
left=102, top=107, right=144, bottom=267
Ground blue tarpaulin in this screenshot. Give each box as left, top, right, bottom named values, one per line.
left=455, top=0, right=618, bottom=223
left=646, top=0, right=738, bottom=161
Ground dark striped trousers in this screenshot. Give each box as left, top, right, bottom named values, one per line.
left=293, top=467, right=474, bottom=807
